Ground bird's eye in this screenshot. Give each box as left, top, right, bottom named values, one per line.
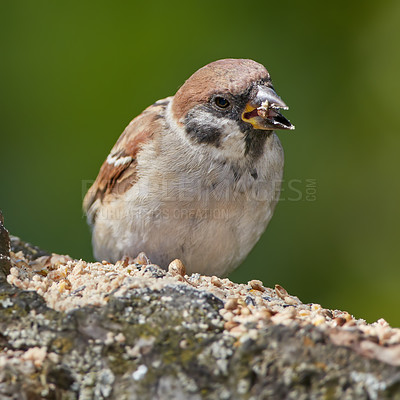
left=214, top=97, right=230, bottom=109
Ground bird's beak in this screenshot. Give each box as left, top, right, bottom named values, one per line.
left=241, top=85, right=295, bottom=131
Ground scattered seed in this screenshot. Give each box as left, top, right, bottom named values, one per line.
left=134, top=252, right=150, bottom=265
left=284, top=296, right=299, bottom=306
left=342, top=312, right=352, bottom=322
left=257, top=309, right=273, bottom=319
left=321, top=309, right=333, bottom=319
left=275, top=284, right=289, bottom=300
left=225, top=298, right=238, bottom=310
left=333, top=317, right=346, bottom=327
left=311, top=303, right=322, bottom=312
left=298, top=310, right=311, bottom=317
left=312, top=315, right=326, bottom=326
left=168, top=259, right=186, bottom=276
left=240, top=307, right=251, bottom=316
left=249, top=280, right=265, bottom=292
left=211, top=276, right=222, bottom=287
left=257, top=107, right=268, bottom=118
left=222, top=311, right=234, bottom=321
left=121, top=257, right=133, bottom=267
left=58, top=279, right=72, bottom=292
left=224, top=320, right=239, bottom=330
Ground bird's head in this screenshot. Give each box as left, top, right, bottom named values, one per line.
left=171, top=59, right=294, bottom=159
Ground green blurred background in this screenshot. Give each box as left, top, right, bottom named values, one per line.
left=1, top=1, right=400, bottom=324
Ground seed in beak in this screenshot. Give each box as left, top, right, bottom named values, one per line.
left=257, top=107, right=268, bottom=119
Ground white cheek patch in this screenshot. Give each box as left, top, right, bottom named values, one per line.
left=107, top=154, right=133, bottom=167
left=219, top=120, right=246, bottom=157
left=187, top=109, right=246, bottom=160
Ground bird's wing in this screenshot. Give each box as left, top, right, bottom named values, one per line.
left=83, top=97, right=171, bottom=224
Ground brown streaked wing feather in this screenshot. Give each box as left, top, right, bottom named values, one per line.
left=83, top=98, right=170, bottom=219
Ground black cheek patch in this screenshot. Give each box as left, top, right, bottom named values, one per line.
left=244, top=130, right=269, bottom=160
left=184, top=118, right=222, bottom=147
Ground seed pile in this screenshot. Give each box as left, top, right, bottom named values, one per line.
left=7, top=250, right=400, bottom=360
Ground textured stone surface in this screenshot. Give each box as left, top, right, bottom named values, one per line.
left=1, top=276, right=400, bottom=400
left=0, top=211, right=11, bottom=279
left=1, top=219, right=400, bottom=399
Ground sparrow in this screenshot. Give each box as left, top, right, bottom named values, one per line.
left=83, top=59, right=294, bottom=277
